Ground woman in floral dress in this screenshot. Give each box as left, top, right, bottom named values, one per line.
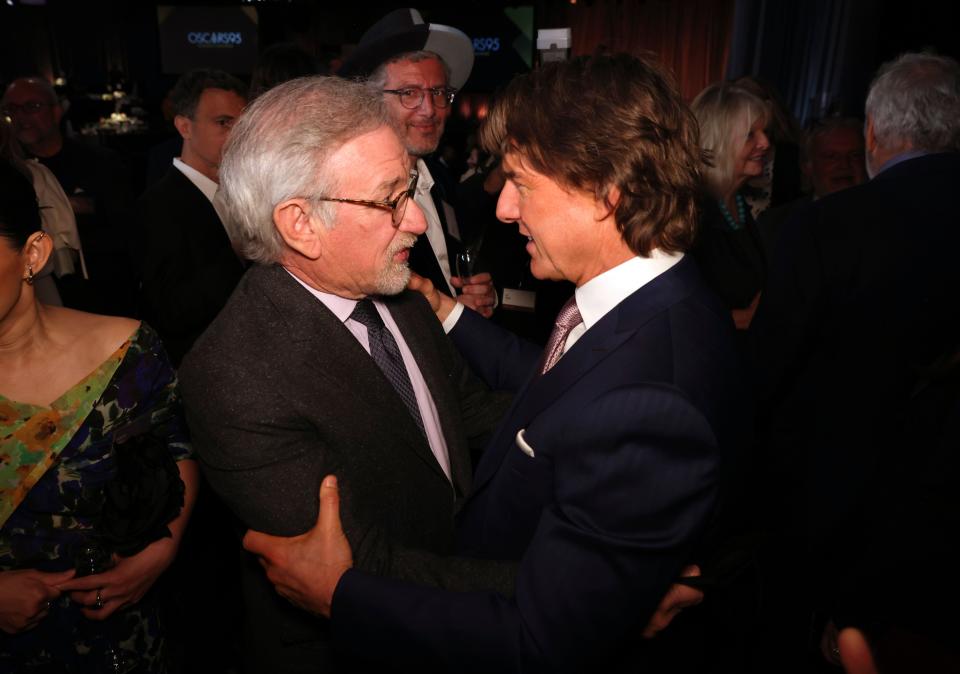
left=0, top=158, right=198, bottom=672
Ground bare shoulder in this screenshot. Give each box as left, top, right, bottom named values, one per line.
left=2, top=309, right=143, bottom=407
left=45, top=307, right=141, bottom=361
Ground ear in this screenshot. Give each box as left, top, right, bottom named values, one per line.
left=23, top=231, right=53, bottom=282
left=864, top=115, right=878, bottom=154
left=273, top=198, right=325, bottom=260
left=173, top=114, right=192, bottom=142
left=596, top=184, right=621, bottom=221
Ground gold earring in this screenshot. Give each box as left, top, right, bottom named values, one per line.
left=25, top=265, right=35, bottom=285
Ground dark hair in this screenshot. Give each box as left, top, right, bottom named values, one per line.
left=170, top=69, right=247, bottom=118
left=0, top=157, right=41, bottom=250
left=480, top=53, right=704, bottom=256
left=249, top=43, right=317, bottom=99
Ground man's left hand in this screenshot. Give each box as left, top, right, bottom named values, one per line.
left=641, top=565, right=705, bottom=638
left=242, top=475, right=352, bottom=617
left=451, top=273, right=496, bottom=318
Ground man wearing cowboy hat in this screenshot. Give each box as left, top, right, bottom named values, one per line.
left=339, top=8, right=498, bottom=319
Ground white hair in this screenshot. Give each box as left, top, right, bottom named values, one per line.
left=865, top=52, right=960, bottom=153
left=218, top=76, right=387, bottom=263
left=691, top=82, right=770, bottom=197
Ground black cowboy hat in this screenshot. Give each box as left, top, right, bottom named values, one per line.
left=338, top=8, right=474, bottom=89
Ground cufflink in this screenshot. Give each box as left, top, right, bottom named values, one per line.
left=515, top=429, right=535, bottom=458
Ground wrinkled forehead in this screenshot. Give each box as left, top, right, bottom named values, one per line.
left=500, top=147, right=531, bottom=178
left=502, top=147, right=571, bottom=191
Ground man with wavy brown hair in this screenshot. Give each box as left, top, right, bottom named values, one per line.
left=244, top=54, right=750, bottom=673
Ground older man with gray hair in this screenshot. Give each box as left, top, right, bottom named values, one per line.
left=751, top=51, right=960, bottom=668
left=177, top=76, right=512, bottom=673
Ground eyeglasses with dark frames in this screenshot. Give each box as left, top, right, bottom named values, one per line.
left=313, top=170, right=419, bottom=227
left=382, top=87, right=457, bottom=110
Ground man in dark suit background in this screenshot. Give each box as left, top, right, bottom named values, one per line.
left=178, top=77, right=516, bottom=673
left=244, top=54, right=751, bottom=673
left=135, top=68, right=247, bottom=366
left=2, top=77, right=136, bottom=315
left=750, top=52, right=960, bottom=669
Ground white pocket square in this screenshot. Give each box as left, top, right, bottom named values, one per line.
left=515, top=429, right=535, bottom=458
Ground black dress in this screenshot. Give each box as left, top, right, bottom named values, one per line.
left=691, top=195, right=767, bottom=310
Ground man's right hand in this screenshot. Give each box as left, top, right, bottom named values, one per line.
left=0, top=568, right=74, bottom=634
left=242, top=475, right=353, bottom=618
left=408, top=272, right=458, bottom=323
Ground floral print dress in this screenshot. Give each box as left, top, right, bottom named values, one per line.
left=0, top=324, right=192, bottom=673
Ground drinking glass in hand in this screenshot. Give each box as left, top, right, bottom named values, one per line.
left=455, top=249, right=477, bottom=280
left=73, top=540, right=131, bottom=673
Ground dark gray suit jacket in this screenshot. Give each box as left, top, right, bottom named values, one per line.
left=179, top=263, right=512, bottom=673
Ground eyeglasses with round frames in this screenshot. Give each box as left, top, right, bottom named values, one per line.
left=382, top=87, right=457, bottom=110
left=313, top=170, right=419, bottom=227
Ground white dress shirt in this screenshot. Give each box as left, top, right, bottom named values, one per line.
left=173, top=157, right=231, bottom=225
left=564, top=250, right=683, bottom=354
left=413, top=159, right=457, bottom=296
left=286, top=271, right=453, bottom=482
left=443, top=250, right=684, bottom=365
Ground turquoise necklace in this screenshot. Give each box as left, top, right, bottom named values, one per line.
left=717, top=193, right=746, bottom=230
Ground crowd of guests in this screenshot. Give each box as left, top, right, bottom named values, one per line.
left=1, top=6, right=958, bottom=674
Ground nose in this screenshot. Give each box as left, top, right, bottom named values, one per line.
left=755, top=130, right=771, bottom=151
left=415, top=91, right=436, bottom=116
left=495, top=181, right=520, bottom=224
left=399, top=197, right=427, bottom=236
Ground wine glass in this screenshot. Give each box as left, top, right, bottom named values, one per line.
left=455, top=248, right=477, bottom=280
left=73, top=540, right=131, bottom=673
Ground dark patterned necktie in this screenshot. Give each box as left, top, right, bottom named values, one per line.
left=350, top=299, right=426, bottom=436
left=540, top=296, right=583, bottom=374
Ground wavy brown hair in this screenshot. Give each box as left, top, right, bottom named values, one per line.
left=480, top=53, right=704, bottom=256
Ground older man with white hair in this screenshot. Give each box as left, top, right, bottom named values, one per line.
left=177, top=76, right=513, bottom=673
left=751, top=52, right=960, bottom=668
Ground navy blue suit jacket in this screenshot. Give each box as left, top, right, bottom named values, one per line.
left=331, top=256, right=749, bottom=672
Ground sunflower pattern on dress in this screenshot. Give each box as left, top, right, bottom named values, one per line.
left=0, top=324, right=192, bottom=673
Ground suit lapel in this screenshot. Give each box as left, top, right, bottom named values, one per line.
left=252, top=266, right=448, bottom=482
left=470, top=257, right=701, bottom=491
left=167, top=168, right=245, bottom=272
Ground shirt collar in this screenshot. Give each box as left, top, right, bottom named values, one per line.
left=574, top=250, right=684, bottom=330
left=415, top=157, right=434, bottom=195
left=173, top=157, right=218, bottom=204
left=283, top=268, right=360, bottom=322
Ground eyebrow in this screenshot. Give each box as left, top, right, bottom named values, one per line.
left=390, top=83, right=446, bottom=90
left=374, top=176, right=404, bottom=198
left=502, top=163, right=527, bottom=182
